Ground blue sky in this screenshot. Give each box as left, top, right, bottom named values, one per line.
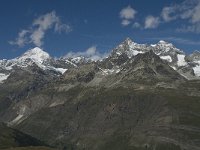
left=1, top=0, right=200, bottom=59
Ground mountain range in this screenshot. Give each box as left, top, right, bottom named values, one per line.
left=1, top=38, right=200, bottom=83
left=0, top=38, right=200, bottom=150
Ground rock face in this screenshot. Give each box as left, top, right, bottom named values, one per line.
left=119, top=50, right=185, bottom=83
left=0, top=38, right=200, bottom=150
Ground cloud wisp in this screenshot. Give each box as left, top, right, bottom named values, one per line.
left=65, top=46, right=108, bottom=61
left=119, top=0, right=200, bottom=33
left=9, top=11, right=72, bottom=47
left=161, top=0, right=200, bottom=33
left=144, top=16, right=160, bottom=29
left=146, top=36, right=200, bottom=45
left=119, top=5, right=137, bottom=26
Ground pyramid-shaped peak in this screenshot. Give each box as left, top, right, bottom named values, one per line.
left=22, top=47, right=50, bottom=58
left=18, top=47, right=51, bottom=63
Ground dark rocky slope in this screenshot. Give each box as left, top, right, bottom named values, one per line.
left=0, top=122, right=48, bottom=149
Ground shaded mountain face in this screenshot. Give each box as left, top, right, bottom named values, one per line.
left=16, top=83, right=200, bottom=150
left=0, top=122, right=47, bottom=149
left=0, top=38, right=200, bottom=150
left=119, top=50, right=185, bottom=84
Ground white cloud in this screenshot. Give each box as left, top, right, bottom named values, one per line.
left=176, top=24, right=200, bottom=33
left=144, top=16, right=160, bottom=29
left=120, top=5, right=137, bottom=20
left=9, top=30, right=29, bottom=47
left=9, top=11, right=72, bottom=47
left=147, top=36, right=200, bottom=45
left=65, top=46, right=108, bottom=61
left=119, top=5, right=137, bottom=26
left=55, top=22, right=72, bottom=33
left=121, top=20, right=131, bottom=26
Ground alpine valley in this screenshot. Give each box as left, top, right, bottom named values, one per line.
left=0, top=38, right=200, bottom=150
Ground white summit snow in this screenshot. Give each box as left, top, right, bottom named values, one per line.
left=156, top=40, right=174, bottom=53
left=18, top=47, right=50, bottom=64
left=0, top=47, right=69, bottom=76
left=0, top=47, right=51, bottom=70
left=115, top=38, right=147, bottom=58
left=15, top=47, right=52, bottom=69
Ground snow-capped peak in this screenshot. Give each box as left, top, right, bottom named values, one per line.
left=157, top=40, right=174, bottom=48
left=111, top=38, right=150, bottom=58
left=18, top=47, right=50, bottom=64
left=158, top=40, right=169, bottom=44
left=153, top=40, right=183, bottom=54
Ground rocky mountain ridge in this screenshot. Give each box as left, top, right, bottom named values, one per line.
left=1, top=38, right=199, bottom=85
left=0, top=38, right=200, bottom=150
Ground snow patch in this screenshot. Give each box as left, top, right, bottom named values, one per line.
left=116, top=52, right=122, bottom=55
left=177, top=54, right=187, bottom=66
left=65, top=60, right=77, bottom=67
left=99, top=68, right=121, bottom=75
left=193, top=62, right=200, bottom=76
left=129, top=50, right=143, bottom=57
left=71, top=57, right=82, bottom=63
left=54, top=68, right=68, bottom=74
left=170, top=66, right=177, bottom=70
left=151, top=44, right=156, bottom=47
left=160, top=56, right=172, bottom=62
left=0, top=73, right=9, bottom=83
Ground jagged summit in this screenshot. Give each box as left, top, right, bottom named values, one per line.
left=123, top=37, right=135, bottom=45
